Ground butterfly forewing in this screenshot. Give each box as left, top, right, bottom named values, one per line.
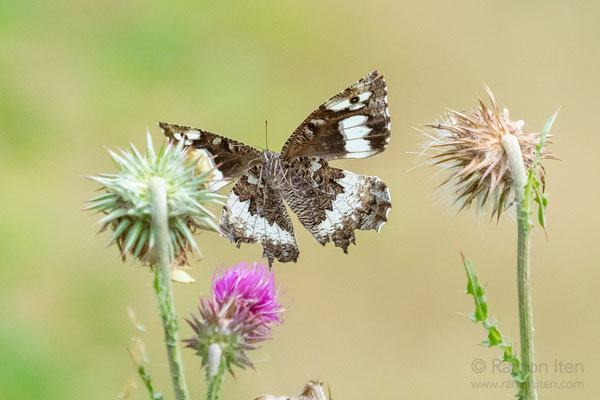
left=159, top=122, right=261, bottom=190
left=281, top=71, right=390, bottom=161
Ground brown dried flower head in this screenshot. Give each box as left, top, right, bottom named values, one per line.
left=421, top=86, right=555, bottom=219
left=254, top=380, right=331, bottom=400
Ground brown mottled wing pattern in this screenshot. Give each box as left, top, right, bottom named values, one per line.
left=281, top=71, right=390, bottom=161
left=220, top=166, right=299, bottom=266
left=159, top=122, right=261, bottom=190
left=281, top=158, right=391, bottom=252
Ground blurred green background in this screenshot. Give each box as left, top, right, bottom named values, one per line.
left=1, top=0, right=599, bottom=398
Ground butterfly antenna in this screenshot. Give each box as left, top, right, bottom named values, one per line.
left=265, top=119, right=269, bottom=151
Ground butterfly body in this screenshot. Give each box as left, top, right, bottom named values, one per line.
left=258, top=150, right=288, bottom=190
left=160, top=71, right=392, bottom=266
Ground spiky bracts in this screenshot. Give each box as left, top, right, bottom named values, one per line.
left=86, top=132, right=224, bottom=263
left=421, top=86, right=555, bottom=218
left=183, top=262, right=283, bottom=373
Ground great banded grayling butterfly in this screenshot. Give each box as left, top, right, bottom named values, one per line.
left=160, top=71, right=391, bottom=266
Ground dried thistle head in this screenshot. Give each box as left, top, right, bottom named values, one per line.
left=85, top=132, right=224, bottom=264
left=420, top=86, right=555, bottom=219
left=254, top=381, right=331, bottom=400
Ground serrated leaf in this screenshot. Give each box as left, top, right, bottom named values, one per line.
left=463, top=256, right=487, bottom=322
left=487, top=326, right=503, bottom=347
left=462, top=254, right=523, bottom=397
left=524, top=111, right=558, bottom=230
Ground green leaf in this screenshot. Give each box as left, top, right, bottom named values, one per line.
left=487, top=325, right=503, bottom=347
left=463, top=255, right=487, bottom=322
left=462, top=254, right=524, bottom=398
left=535, top=189, right=548, bottom=228
left=524, top=111, right=558, bottom=229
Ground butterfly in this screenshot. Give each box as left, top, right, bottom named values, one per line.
left=160, top=71, right=392, bottom=267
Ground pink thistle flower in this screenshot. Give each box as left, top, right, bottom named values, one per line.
left=183, top=262, right=283, bottom=373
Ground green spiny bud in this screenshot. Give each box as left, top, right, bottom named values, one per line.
left=86, top=132, right=224, bottom=264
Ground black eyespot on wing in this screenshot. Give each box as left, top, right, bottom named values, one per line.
left=281, top=71, right=391, bottom=161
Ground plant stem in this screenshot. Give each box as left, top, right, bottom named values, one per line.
left=206, top=354, right=226, bottom=400
left=150, top=177, right=190, bottom=400
left=136, top=365, right=164, bottom=400
left=501, top=135, right=538, bottom=400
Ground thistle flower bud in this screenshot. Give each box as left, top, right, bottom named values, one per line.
left=183, top=262, right=283, bottom=374
left=86, top=132, right=224, bottom=263
left=420, top=86, right=556, bottom=219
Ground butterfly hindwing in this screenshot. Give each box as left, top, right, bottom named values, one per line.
left=220, top=166, right=299, bottom=265
left=159, top=122, right=261, bottom=190
left=281, top=71, right=390, bottom=161
left=280, top=157, right=391, bottom=252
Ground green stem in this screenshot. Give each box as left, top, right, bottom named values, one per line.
left=501, top=135, right=538, bottom=400
left=136, top=365, right=164, bottom=400
left=206, top=355, right=226, bottom=400
left=150, top=177, right=190, bottom=400
left=127, top=344, right=164, bottom=400
left=517, top=191, right=536, bottom=400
